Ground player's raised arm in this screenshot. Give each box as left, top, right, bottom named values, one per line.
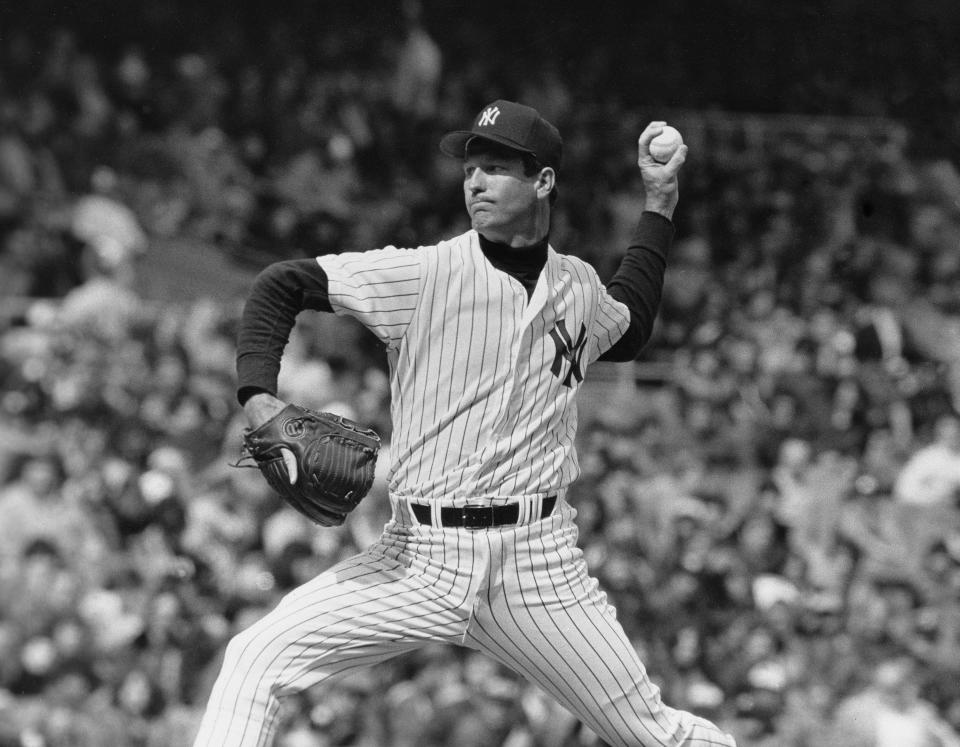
left=598, top=122, right=688, bottom=362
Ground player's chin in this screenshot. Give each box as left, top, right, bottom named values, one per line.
left=469, top=209, right=500, bottom=232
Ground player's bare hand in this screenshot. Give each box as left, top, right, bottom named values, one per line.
left=637, top=121, right=688, bottom=221
left=243, top=392, right=299, bottom=483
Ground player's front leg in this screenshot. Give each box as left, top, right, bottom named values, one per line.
left=192, top=539, right=474, bottom=746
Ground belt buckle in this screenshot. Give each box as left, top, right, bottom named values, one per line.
left=461, top=504, right=491, bottom=530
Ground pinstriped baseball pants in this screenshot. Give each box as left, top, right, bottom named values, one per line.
left=192, top=497, right=737, bottom=747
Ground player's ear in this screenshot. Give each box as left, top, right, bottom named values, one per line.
left=535, top=167, right=556, bottom=200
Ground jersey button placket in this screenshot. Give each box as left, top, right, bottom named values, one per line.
left=491, top=293, right=528, bottom=436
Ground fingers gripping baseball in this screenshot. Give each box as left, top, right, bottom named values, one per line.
left=637, top=121, right=666, bottom=163
left=637, top=122, right=687, bottom=220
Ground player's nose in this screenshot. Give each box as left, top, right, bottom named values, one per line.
left=465, top=168, right=486, bottom=193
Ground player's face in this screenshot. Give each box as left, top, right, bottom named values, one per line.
left=463, top=148, right=541, bottom=244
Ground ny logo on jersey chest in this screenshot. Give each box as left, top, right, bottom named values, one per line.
left=549, top=319, right=587, bottom=387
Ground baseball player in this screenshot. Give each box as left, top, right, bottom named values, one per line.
left=193, top=100, right=738, bottom=747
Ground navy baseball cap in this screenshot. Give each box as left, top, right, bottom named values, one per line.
left=440, top=100, right=563, bottom=170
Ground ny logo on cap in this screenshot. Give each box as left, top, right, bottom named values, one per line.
left=477, top=106, right=501, bottom=127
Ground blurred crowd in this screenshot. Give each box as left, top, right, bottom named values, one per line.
left=2, top=8, right=960, bottom=747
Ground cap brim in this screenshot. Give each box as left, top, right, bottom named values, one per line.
left=439, top=131, right=537, bottom=159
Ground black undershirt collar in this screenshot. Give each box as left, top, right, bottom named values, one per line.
left=478, top=233, right=548, bottom=299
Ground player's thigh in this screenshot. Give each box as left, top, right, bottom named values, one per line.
left=219, top=544, right=473, bottom=694
left=466, top=571, right=666, bottom=735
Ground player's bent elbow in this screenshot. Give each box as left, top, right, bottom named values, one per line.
left=599, top=328, right=647, bottom=362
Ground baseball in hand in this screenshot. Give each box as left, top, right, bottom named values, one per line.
left=649, top=125, right=683, bottom=163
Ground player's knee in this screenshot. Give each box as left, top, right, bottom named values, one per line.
left=604, top=711, right=736, bottom=747
left=592, top=688, right=725, bottom=747
left=218, top=632, right=252, bottom=679
left=219, top=618, right=274, bottom=676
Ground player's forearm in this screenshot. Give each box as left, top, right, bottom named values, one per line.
left=235, top=259, right=332, bottom=405
left=600, top=211, right=674, bottom=361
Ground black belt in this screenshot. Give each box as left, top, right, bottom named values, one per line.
left=411, top=496, right=557, bottom=529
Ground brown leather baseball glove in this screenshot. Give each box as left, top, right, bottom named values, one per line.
left=239, top=404, right=381, bottom=526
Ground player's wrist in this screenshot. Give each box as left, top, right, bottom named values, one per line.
left=244, top=392, right=287, bottom=429
left=642, top=201, right=676, bottom=221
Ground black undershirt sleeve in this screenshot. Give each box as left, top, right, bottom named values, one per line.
left=235, top=259, right=332, bottom=405
left=599, top=211, right=675, bottom=362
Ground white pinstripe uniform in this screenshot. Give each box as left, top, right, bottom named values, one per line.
left=193, top=231, right=737, bottom=746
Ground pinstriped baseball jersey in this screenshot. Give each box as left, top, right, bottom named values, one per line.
left=317, top=229, right=630, bottom=504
